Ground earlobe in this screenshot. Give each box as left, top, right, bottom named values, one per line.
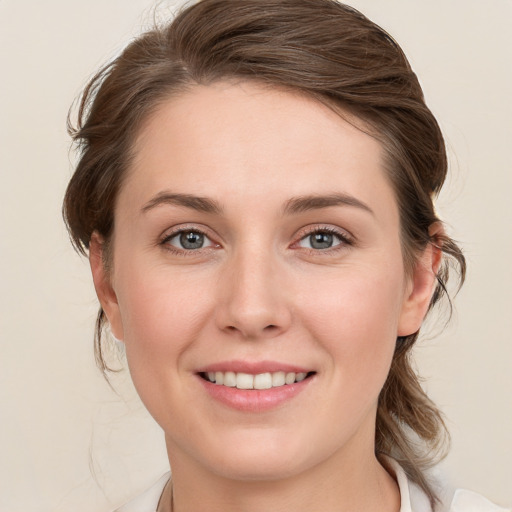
left=89, top=233, right=124, bottom=341
left=397, top=224, right=443, bottom=337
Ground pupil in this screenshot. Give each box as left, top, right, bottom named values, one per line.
left=180, top=231, right=204, bottom=249
left=310, top=232, right=333, bottom=249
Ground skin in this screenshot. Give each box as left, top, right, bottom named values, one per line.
left=90, top=81, right=440, bottom=512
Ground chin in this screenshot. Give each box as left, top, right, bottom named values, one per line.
left=209, top=452, right=307, bottom=482
left=190, top=427, right=324, bottom=482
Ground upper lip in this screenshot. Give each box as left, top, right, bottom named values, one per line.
left=196, top=360, right=313, bottom=374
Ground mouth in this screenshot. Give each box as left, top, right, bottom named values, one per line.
left=198, top=370, right=316, bottom=390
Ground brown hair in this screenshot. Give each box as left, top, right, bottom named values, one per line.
left=63, top=0, right=466, bottom=507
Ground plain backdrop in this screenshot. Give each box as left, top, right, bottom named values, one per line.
left=1, top=1, right=511, bottom=510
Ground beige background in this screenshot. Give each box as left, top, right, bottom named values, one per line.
left=0, top=0, right=511, bottom=510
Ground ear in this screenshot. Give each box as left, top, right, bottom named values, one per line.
left=397, top=223, right=443, bottom=337
left=89, top=232, right=124, bottom=341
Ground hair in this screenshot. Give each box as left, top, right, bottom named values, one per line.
left=63, top=0, right=466, bottom=508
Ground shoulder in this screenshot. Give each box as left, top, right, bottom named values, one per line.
left=113, top=472, right=170, bottom=512
left=409, top=480, right=510, bottom=512
left=448, top=489, right=511, bottom=512
left=385, top=457, right=510, bottom=512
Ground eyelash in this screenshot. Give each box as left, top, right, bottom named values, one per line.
left=159, top=225, right=354, bottom=256
left=293, top=225, right=354, bottom=255
left=160, top=225, right=217, bottom=256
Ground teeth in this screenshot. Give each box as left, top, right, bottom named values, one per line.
left=236, top=372, right=254, bottom=389
left=285, top=372, right=296, bottom=385
left=272, top=371, right=285, bottom=387
left=254, top=373, right=272, bottom=390
left=205, top=370, right=310, bottom=389
left=223, top=371, right=236, bottom=387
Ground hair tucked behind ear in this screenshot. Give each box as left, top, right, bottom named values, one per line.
left=63, top=0, right=466, bottom=507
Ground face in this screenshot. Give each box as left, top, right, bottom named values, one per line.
left=91, top=81, right=436, bottom=482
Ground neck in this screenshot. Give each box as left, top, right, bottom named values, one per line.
left=162, top=439, right=400, bottom=512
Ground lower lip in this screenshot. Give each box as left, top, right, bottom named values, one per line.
left=198, top=375, right=313, bottom=412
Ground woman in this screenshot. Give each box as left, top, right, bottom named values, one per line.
left=62, top=0, right=507, bottom=511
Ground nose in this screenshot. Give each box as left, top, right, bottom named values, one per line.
left=215, top=247, right=292, bottom=340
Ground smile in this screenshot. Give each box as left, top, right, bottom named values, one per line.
left=201, top=371, right=313, bottom=389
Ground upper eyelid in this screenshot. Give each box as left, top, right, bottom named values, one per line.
left=164, top=229, right=212, bottom=244
left=294, top=224, right=354, bottom=241
left=160, top=224, right=215, bottom=242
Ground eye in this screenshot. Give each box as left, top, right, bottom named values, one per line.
left=296, top=228, right=351, bottom=251
left=164, top=229, right=215, bottom=251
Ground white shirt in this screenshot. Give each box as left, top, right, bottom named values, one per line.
left=115, top=462, right=510, bottom=512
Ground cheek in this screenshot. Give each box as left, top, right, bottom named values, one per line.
left=297, top=265, right=404, bottom=387
left=114, top=263, right=213, bottom=382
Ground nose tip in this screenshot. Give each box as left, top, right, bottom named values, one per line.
left=220, top=297, right=291, bottom=339
left=215, top=257, right=291, bottom=340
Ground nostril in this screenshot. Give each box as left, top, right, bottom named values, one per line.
left=222, top=323, right=283, bottom=338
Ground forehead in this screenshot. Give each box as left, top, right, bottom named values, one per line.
left=124, top=81, right=396, bottom=219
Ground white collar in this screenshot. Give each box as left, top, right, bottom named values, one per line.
left=384, top=457, right=508, bottom=512
left=114, top=463, right=508, bottom=512
left=384, top=457, right=433, bottom=512
left=115, top=472, right=169, bottom=512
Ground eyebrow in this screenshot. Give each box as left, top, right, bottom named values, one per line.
left=282, top=193, right=374, bottom=216
left=141, top=191, right=373, bottom=217
left=141, top=192, right=223, bottom=215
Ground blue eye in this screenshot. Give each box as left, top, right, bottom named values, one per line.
left=165, top=230, right=214, bottom=250
left=297, top=229, right=348, bottom=250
